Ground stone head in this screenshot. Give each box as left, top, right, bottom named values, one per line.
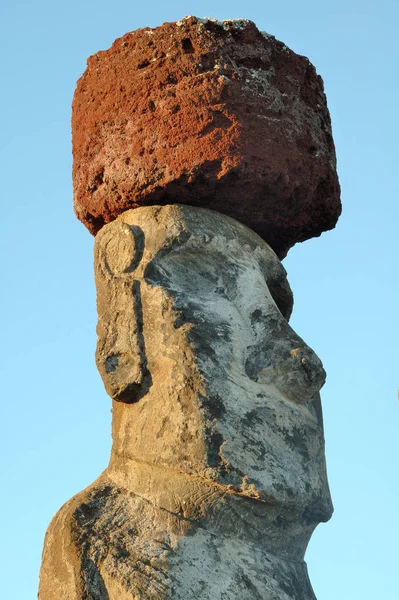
left=94, top=204, right=332, bottom=518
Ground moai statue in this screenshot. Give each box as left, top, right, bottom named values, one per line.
left=39, top=17, right=340, bottom=600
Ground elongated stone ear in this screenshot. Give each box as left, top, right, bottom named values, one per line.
left=94, top=220, right=151, bottom=403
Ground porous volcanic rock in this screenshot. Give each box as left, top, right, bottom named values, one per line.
left=72, top=16, right=341, bottom=257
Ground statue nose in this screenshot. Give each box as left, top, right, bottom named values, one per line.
left=283, top=346, right=326, bottom=402
left=245, top=322, right=326, bottom=404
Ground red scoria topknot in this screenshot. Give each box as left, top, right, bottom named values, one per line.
left=72, top=16, right=341, bottom=257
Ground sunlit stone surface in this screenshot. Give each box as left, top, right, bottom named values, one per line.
left=39, top=206, right=333, bottom=599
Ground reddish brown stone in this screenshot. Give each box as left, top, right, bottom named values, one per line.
left=72, top=16, right=341, bottom=257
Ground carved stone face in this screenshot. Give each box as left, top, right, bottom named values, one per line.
left=95, top=205, right=332, bottom=519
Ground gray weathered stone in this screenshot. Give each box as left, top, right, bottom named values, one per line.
left=39, top=205, right=332, bottom=599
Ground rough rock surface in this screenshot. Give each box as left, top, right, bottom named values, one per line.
left=39, top=205, right=333, bottom=599
left=72, top=16, right=341, bottom=257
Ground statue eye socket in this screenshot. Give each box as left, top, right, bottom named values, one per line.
left=267, top=279, right=293, bottom=321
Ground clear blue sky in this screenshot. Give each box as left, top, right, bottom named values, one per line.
left=1, top=1, right=398, bottom=598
